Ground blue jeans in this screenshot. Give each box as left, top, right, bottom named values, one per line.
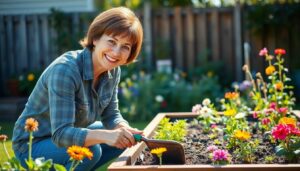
left=14, top=121, right=124, bottom=171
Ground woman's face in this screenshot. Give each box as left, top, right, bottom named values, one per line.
left=92, top=34, right=132, bottom=71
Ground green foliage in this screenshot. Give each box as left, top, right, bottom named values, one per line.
left=119, top=67, right=224, bottom=122
left=154, top=118, right=187, bottom=142
left=49, top=9, right=92, bottom=53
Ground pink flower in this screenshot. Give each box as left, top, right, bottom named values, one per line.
left=212, top=149, right=229, bottom=162
left=262, top=118, right=271, bottom=125
left=211, top=124, right=217, bottom=129
left=252, top=112, right=258, bottom=119
left=269, top=102, right=277, bottom=110
left=271, top=124, right=291, bottom=140
left=259, top=47, right=268, bottom=56
left=192, top=104, right=202, bottom=113
left=278, top=107, right=288, bottom=115
left=207, top=145, right=218, bottom=152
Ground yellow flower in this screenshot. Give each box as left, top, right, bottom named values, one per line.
left=224, top=109, right=237, bottom=116
left=225, top=92, right=239, bottom=100
left=27, top=73, right=35, bottom=81
left=265, top=65, right=275, bottom=75
left=0, top=134, right=8, bottom=142
left=279, top=117, right=296, bottom=127
left=234, top=130, right=251, bottom=141
left=25, top=118, right=39, bottom=132
left=150, top=147, right=167, bottom=155
left=67, top=145, right=93, bottom=161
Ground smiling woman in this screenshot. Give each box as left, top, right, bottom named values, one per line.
left=11, top=7, right=144, bottom=171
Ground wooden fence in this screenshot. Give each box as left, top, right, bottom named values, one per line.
left=0, top=6, right=299, bottom=97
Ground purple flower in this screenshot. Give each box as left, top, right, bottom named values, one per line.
left=239, top=80, right=252, bottom=91
left=212, top=149, right=229, bottom=162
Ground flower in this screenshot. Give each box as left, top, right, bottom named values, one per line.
left=212, top=149, right=230, bottom=163
left=274, top=48, right=286, bottom=55
left=0, top=134, right=8, bottom=142
left=271, top=124, right=291, bottom=140
left=224, top=109, right=236, bottom=116
left=25, top=118, right=39, bottom=132
left=274, top=82, right=283, bottom=91
left=278, top=117, right=296, bottom=127
left=202, top=98, right=211, bottom=106
left=27, top=73, right=35, bottom=81
left=262, top=118, right=271, bottom=125
left=265, top=65, right=275, bottom=75
left=192, top=104, right=202, bottom=114
left=259, top=47, right=268, bottom=56
left=233, top=130, right=251, bottom=141
left=207, top=145, right=218, bottom=152
left=150, top=147, right=167, bottom=165
left=67, top=145, right=93, bottom=161
left=225, top=92, right=239, bottom=100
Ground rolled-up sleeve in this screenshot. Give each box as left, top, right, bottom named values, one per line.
left=47, top=64, right=88, bottom=147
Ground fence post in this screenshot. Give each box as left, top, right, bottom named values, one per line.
left=234, top=1, right=242, bottom=81
left=143, top=0, right=152, bottom=72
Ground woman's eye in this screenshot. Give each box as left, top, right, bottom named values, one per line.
left=122, top=45, right=131, bottom=51
left=108, top=40, right=116, bottom=45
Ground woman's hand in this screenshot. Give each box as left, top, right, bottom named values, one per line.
left=106, top=126, right=143, bottom=149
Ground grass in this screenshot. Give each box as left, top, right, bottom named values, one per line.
left=0, top=121, right=148, bottom=171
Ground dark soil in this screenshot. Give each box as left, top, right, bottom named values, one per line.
left=135, top=120, right=299, bottom=165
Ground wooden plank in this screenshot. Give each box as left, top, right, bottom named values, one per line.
left=40, top=14, right=50, bottom=67
left=185, top=7, right=195, bottom=70
left=221, top=12, right=234, bottom=78
left=210, top=9, right=220, bottom=61
left=5, top=16, right=14, bottom=76
left=174, top=7, right=183, bottom=70
left=15, top=15, right=28, bottom=73
left=195, top=11, right=207, bottom=66
left=31, top=15, right=40, bottom=69
left=234, top=3, right=242, bottom=81
left=0, top=15, right=6, bottom=95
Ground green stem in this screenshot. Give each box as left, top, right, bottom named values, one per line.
left=28, top=131, right=33, bottom=162
left=2, top=141, right=11, bottom=159
left=69, top=160, right=75, bottom=171
left=159, top=156, right=162, bottom=165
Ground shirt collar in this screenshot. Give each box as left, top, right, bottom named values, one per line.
left=82, top=48, right=113, bottom=80
left=82, top=48, right=94, bottom=80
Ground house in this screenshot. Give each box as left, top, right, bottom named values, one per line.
left=0, top=0, right=95, bottom=15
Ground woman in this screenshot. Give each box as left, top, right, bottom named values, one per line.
left=12, top=7, right=143, bottom=171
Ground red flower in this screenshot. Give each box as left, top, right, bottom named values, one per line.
left=274, top=48, right=286, bottom=55
left=272, top=124, right=290, bottom=140
left=262, top=118, right=271, bottom=125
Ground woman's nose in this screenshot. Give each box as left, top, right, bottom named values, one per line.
left=112, top=46, right=121, bottom=56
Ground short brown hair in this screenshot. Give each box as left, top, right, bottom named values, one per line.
left=80, top=7, right=143, bottom=64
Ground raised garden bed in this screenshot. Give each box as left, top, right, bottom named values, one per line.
left=108, top=112, right=300, bottom=171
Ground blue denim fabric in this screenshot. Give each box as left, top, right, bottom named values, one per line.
left=14, top=121, right=124, bottom=171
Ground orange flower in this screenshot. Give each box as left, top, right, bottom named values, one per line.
left=274, top=48, right=286, bottom=55
left=25, top=118, right=39, bottom=132
left=225, top=92, right=239, bottom=100
left=265, top=65, right=275, bottom=75
left=27, top=73, right=35, bottom=81
left=0, top=134, right=8, bottom=142
left=67, top=145, right=93, bottom=161
left=234, top=130, right=251, bottom=141
left=274, top=82, right=283, bottom=91
left=279, top=117, right=296, bottom=127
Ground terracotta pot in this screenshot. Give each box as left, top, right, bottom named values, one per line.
left=108, top=112, right=300, bottom=171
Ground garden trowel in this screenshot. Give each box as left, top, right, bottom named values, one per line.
left=133, top=134, right=185, bottom=164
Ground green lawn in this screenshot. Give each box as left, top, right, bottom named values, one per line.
left=0, top=121, right=148, bottom=171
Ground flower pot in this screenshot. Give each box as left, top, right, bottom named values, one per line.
left=108, top=112, right=300, bottom=171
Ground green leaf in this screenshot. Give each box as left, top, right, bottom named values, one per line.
left=54, top=164, right=67, bottom=171
left=275, top=146, right=287, bottom=156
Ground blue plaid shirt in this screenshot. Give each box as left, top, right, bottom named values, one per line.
left=12, top=48, right=128, bottom=153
